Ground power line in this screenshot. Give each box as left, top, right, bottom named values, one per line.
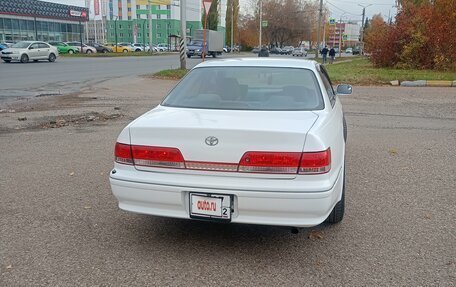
left=326, top=0, right=362, bottom=16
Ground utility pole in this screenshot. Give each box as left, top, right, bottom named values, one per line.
left=148, top=0, right=153, bottom=53
left=338, top=16, right=343, bottom=58
left=259, top=0, right=262, bottom=48
left=358, top=4, right=372, bottom=55
left=231, top=0, right=234, bottom=52
left=179, top=0, right=187, bottom=69
left=316, top=0, right=323, bottom=58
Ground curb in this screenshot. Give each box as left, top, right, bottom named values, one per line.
left=391, top=80, right=456, bottom=87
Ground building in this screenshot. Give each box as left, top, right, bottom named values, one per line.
left=0, top=0, right=88, bottom=43
left=101, top=0, right=226, bottom=46
left=328, top=22, right=360, bottom=49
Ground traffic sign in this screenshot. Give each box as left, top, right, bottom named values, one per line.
left=262, top=20, right=268, bottom=28
left=329, top=18, right=336, bottom=25
left=343, top=34, right=348, bottom=41
left=203, top=0, right=212, bottom=16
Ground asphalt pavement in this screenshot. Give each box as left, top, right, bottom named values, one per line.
left=0, top=51, right=330, bottom=101
left=0, top=75, right=454, bottom=286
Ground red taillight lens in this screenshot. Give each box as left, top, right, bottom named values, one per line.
left=238, top=152, right=301, bottom=174
left=115, top=143, right=133, bottom=165
left=131, top=145, right=185, bottom=169
left=298, top=148, right=331, bottom=174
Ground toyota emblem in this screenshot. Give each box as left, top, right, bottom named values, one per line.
left=205, top=136, right=219, bottom=146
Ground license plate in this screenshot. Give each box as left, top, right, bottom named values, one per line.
left=189, top=193, right=232, bottom=221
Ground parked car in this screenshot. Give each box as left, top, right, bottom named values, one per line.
left=105, top=44, right=132, bottom=53
left=292, top=47, right=307, bottom=57
left=132, top=43, right=147, bottom=52
left=156, top=43, right=169, bottom=52
left=352, top=47, right=360, bottom=55
left=65, top=42, right=97, bottom=54
left=110, top=58, right=352, bottom=228
left=281, top=46, right=294, bottom=55
left=269, top=47, right=282, bottom=54
left=345, top=47, right=353, bottom=54
left=89, top=43, right=113, bottom=53
left=1, top=41, right=58, bottom=63
left=48, top=41, right=79, bottom=54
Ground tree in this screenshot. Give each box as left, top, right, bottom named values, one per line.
left=365, top=0, right=456, bottom=70
left=225, top=0, right=240, bottom=46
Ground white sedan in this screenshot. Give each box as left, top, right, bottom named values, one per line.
left=1, top=41, right=58, bottom=63
left=110, top=58, right=352, bottom=228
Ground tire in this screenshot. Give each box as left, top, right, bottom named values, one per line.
left=212, top=53, right=216, bottom=58
left=123, top=49, right=128, bottom=53
left=68, top=50, right=74, bottom=54
left=102, top=49, right=108, bottom=53
left=48, top=53, right=56, bottom=62
left=325, top=166, right=345, bottom=224
left=86, top=50, right=92, bottom=54
left=20, top=54, right=29, bottom=63
left=343, top=116, right=347, bottom=143
left=135, top=49, right=141, bottom=52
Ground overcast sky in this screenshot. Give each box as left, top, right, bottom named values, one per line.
left=44, top=0, right=397, bottom=23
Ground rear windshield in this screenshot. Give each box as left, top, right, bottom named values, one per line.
left=161, top=66, right=323, bottom=111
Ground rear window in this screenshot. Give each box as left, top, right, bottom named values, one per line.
left=161, top=66, right=323, bottom=111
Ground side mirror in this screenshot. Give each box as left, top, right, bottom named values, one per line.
left=336, top=84, right=353, bottom=95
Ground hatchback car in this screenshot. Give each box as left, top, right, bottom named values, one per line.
left=89, top=43, right=113, bottom=53
left=65, top=42, right=97, bottom=54
left=110, top=58, right=352, bottom=228
left=48, top=41, right=79, bottom=54
left=292, top=47, right=307, bottom=57
left=1, top=41, right=58, bottom=63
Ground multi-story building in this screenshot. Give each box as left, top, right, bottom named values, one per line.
left=0, top=0, right=88, bottom=43
left=102, top=0, right=226, bottom=46
left=328, top=22, right=360, bottom=49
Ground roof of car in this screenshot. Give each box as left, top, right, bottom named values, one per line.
left=194, top=58, right=318, bottom=69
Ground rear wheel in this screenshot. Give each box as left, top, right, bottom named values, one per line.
left=123, top=49, right=128, bottom=53
left=20, top=54, right=29, bottom=63
left=102, top=49, right=108, bottom=53
left=325, top=167, right=345, bottom=224
left=68, top=49, right=74, bottom=54
left=86, top=49, right=92, bottom=54
left=48, top=53, right=56, bottom=62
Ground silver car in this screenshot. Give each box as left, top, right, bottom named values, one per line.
left=1, top=41, right=58, bottom=63
left=65, top=42, right=97, bottom=54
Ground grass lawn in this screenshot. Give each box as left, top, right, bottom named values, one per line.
left=148, top=68, right=188, bottom=80
left=324, top=57, right=456, bottom=85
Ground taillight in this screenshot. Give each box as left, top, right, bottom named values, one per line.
left=115, top=143, right=133, bottom=165
left=131, top=145, right=185, bottom=169
left=238, top=152, right=301, bottom=174
left=298, top=148, right=331, bottom=174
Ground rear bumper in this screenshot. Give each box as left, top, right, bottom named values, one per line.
left=109, top=168, right=343, bottom=227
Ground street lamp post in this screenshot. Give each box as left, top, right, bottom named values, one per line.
left=358, top=4, right=372, bottom=55
left=148, top=0, right=153, bottom=53
left=114, top=16, right=118, bottom=51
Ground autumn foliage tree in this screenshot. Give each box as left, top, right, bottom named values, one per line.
left=365, top=0, right=456, bottom=70
left=238, top=0, right=321, bottom=49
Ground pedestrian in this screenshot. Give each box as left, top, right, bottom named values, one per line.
left=321, top=46, right=329, bottom=64
left=258, top=46, right=269, bottom=57
left=329, top=47, right=336, bottom=64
